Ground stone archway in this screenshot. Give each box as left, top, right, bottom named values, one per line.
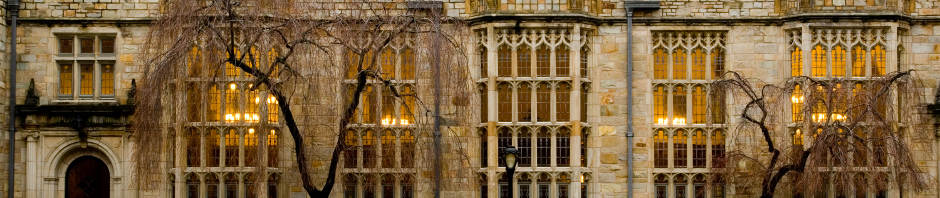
left=64, top=156, right=110, bottom=198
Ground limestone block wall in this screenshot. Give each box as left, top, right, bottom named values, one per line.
left=19, top=0, right=160, bottom=19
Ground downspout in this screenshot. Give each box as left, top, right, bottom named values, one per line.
left=6, top=0, right=17, bottom=198
left=622, top=2, right=658, bottom=198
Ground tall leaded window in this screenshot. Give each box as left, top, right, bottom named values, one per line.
left=651, top=31, right=727, bottom=196
left=557, top=128, right=570, bottom=167
left=519, top=128, right=532, bottom=167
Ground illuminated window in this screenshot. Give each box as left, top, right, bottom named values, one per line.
left=557, top=128, right=570, bottom=167
left=498, top=83, right=512, bottom=122
left=268, top=130, right=278, bottom=167
left=347, top=51, right=361, bottom=79
left=832, top=45, right=846, bottom=77
left=224, top=83, right=240, bottom=123
left=692, top=130, right=706, bottom=168
left=673, top=48, right=687, bottom=80
left=518, top=83, right=532, bottom=122
left=711, top=48, right=724, bottom=79
left=852, top=46, right=866, bottom=77
left=245, top=128, right=259, bottom=166
left=56, top=34, right=117, bottom=100
left=673, top=86, right=687, bottom=125
left=382, top=87, right=395, bottom=124
left=711, top=130, right=725, bottom=168
left=793, top=129, right=803, bottom=145
left=536, top=83, right=551, bottom=122
left=400, top=86, right=415, bottom=125
left=246, top=89, right=259, bottom=123
left=519, top=45, right=531, bottom=77
left=401, top=48, right=415, bottom=80
left=498, top=45, right=511, bottom=77
left=811, top=45, right=827, bottom=77
left=557, top=45, right=570, bottom=77
left=557, top=83, right=570, bottom=122
left=58, top=64, right=73, bottom=97
left=80, top=63, right=94, bottom=96
left=654, top=130, right=668, bottom=168
left=537, top=45, right=550, bottom=77
left=674, top=130, right=688, bottom=168
left=691, top=48, right=706, bottom=80
left=654, top=48, right=668, bottom=79
left=362, top=85, right=376, bottom=124
left=692, top=86, right=706, bottom=124
left=654, top=86, right=667, bottom=125
left=872, top=45, right=886, bottom=76
left=792, top=85, right=804, bottom=122
left=710, top=88, right=725, bottom=124
left=791, top=47, right=803, bottom=76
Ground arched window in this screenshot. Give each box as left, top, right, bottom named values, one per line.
left=224, top=83, right=239, bottom=123
left=498, top=45, right=511, bottom=77
left=654, top=48, right=668, bottom=79
left=209, top=84, right=221, bottom=122
left=246, top=89, right=259, bottom=123
left=675, top=174, right=688, bottom=198
left=518, top=83, right=532, bottom=122
left=346, top=51, right=360, bottom=79
left=499, top=173, right=510, bottom=198
left=655, top=174, right=668, bottom=198
left=268, top=129, right=278, bottom=167
left=852, top=128, right=867, bottom=166
left=382, top=175, right=395, bottom=198
left=833, top=45, right=847, bottom=77
left=791, top=47, right=803, bottom=76
left=536, top=45, right=551, bottom=77
left=654, top=130, right=668, bottom=168
left=363, top=85, right=376, bottom=124
left=363, top=174, right=376, bottom=198
left=186, top=174, right=200, bottom=198
left=693, top=174, right=706, bottom=198
left=873, top=128, right=886, bottom=166
left=711, top=48, right=724, bottom=79
left=855, top=174, right=868, bottom=198
left=479, top=129, right=487, bottom=167
left=520, top=174, right=532, bottom=198
left=710, top=88, right=725, bottom=124
left=401, top=86, right=415, bottom=125
left=381, top=48, right=395, bottom=79
left=711, top=175, right=725, bottom=198
left=244, top=174, right=256, bottom=197
left=793, top=129, right=803, bottom=146
left=692, top=130, right=706, bottom=168
left=480, top=46, right=487, bottom=79
left=519, top=128, right=532, bottom=167
left=206, top=174, right=220, bottom=198
left=692, top=86, right=706, bottom=124
left=382, top=130, right=395, bottom=168
left=673, top=48, right=687, bottom=80
left=208, top=129, right=220, bottom=167
left=580, top=174, right=591, bottom=198
left=345, top=130, right=358, bottom=168
left=654, top=85, right=666, bottom=125
left=498, top=83, right=512, bottom=122
left=691, top=48, right=706, bottom=80
left=557, top=45, right=570, bottom=77
left=792, top=85, right=804, bottom=122
left=871, top=45, right=886, bottom=76
left=480, top=86, right=488, bottom=123
left=224, top=129, right=238, bottom=167
left=401, top=175, right=415, bottom=198
left=401, top=130, right=415, bottom=168
left=498, top=128, right=512, bottom=167
left=580, top=84, right=588, bottom=122
left=519, top=45, right=531, bottom=77
left=557, top=128, right=570, bottom=167
left=187, top=128, right=200, bottom=167
left=268, top=174, right=279, bottom=198
left=556, top=83, right=570, bottom=122
left=811, top=45, right=827, bottom=77
left=224, top=174, right=237, bottom=198
left=382, top=87, right=395, bottom=125
left=537, top=174, right=551, bottom=198
left=267, top=94, right=278, bottom=123
left=245, top=128, right=259, bottom=166
left=537, top=127, right=551, bottom=167
left=344, top=174, right=357, bottom=198
left=557, top=173, right=570, bottom=198
left=711, top=130, right=725, bottom=168
left=187, top=83, right=202, bottom=122
left=580, top=47, right=589, bottom=78
left=581, top=128, right=589, bottom=167
left=402, top=48, right=415, bottom=80
left=852, top=45, right=866, bottom=77
left=674, top=130, right=688, bottom=168
left=673, top=86, right=687, bottom=125
left=188, top=46, right=202, bottom=77
left=536, top=83, right=551, bottom=122
left=362, top=130, right=376, bottom=168
left=479, top=174, right=488, bottom=198
left=225, top=49, right=241, bottom=78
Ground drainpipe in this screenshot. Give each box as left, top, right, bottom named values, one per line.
left=6, top=0, right=18, bottom=198
left=622, top=2, right=658, bottom=198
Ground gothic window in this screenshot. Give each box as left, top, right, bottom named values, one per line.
left=852, top=45, right=866, bottom=77
left=520, top=174, right=532, bottom=198
left=56, top=34, right=117, bottom=100
left=792, top=85, right=804, bottom=122
left=345, top=130, right=358, bottom=168
left=833, top=45, right=847, bottom=77
left=382, top=175, right=394, bottom=198
left=557, top=128, right=570, bottom=167
left=268, top=175, right=279, bottom=198
left=693, top=174, right=706, bottom=198
left=499, top=128, right=512, bottom=167
left=401, top=130, right=415, bottom=168
left=363, top=174, right=376, bottom=198
left=654, top=85, right=667, bottom=125
left=580, top=84, right=588, bottom=122
left=812, top=45, right=827, bottom=77
left=519, top=45, right=531, bottom=77
left=245, top=128, right=259, bottom=166
left=187, top=128, right=200, bottom=167
left=537, top=128, right=551, bottom=167
left=186, top=174, right=198, bottom=198
left=499, top=45, right=511, bottom=77
left=224, top=174, right=237, bottom=198
left=536, top=83, right=551, bottom=122
left=382, top=130, right=395, bottom=168
left=581, top=128, right=589, bottom=167
left=480, top=129, right=488, bottom=167
left=692, top=130, right=706, bottom=168
left=674, top=86, right=687, bottom=125
left=401, top=175, right=415, bottom=198
left=498, top=83, right=512, bottom=122
left=208, top=129, right=220, bottom=167
left=537, top=174, right=551, bottom=198
left=519, top=83, right=532, bottom=122
left=362, top=85, right=376, bottom=124
left=692, top=86, right=706, bottom=124
left=674, top=130, right=688, bottom=168
left=381, top=48, right=395, bottom=79
left=268, top=129, right=278, bottom=167
left=711, top=130, right=725, bottom=168
left=480, top=46, right=488, bottom=78
left=673, top=48, right=687, bottom=80
left=480, top=85, right=488, bottom=123
left=207, top=174, right=220, bottom=198
left=537, top=45, right=551, bottom=77
left=654, top=130, right=668, bottom=168
left=557, top=45, right=570, bottom=77
left=712, top=175, right=725, bottom=198
left=711, top=48, right=724, bottom=79
left=791, top=47, right=803, bottom=77
left=557, top=83, right=570, bottom=122
left=362, top=130, right=376, bottom=168
left=655, top=174, right=668, bottom=198
left=654, top=48, right=668, bottom=79
left=691, top=48, right=706, bottom=80
left=519, top=128, right=532, bottom=167
left=558, top=173, right=570, bottom=198
left=244, top=174, right=256, bottom=197
left=710, top=88, right=725, bottom=124
left=224, top=129, right=238, bottom=167
left=581, top=46, right=589, bottom=78
left=675, top=174, right=688, bottom=198
left=872, top=45, right=886, bottom=76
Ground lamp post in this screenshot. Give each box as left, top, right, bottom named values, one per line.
left=502, top=146, right=519, bottom=198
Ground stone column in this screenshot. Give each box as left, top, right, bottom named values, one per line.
left=25, top=133, right=37, bottom=198
left=486, top=25, right=499, bottom=198
left=570, top=25, right=583, bottom=198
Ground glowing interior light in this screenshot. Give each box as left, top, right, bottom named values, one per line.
left=580, top=175, right=585, bottom=183
left=252, top=114, right=260, bottom=121
left=656, top=118, right=667, bottom=125
left=254, top=97, right=260, bottom=104
left=270, top=129, right=276, bottom=136
left=400, top=119, right=410, bottom=125
left=790, top=96, right=804, bottom=103
left=234, top=113, right=241, bottom=121
left=248, top=128, right=255, bottom=134
left=229, top=83, right=237, bottom=90
left=672, top=118, right=686, bottom=125
left=224, top=114, right=234, bottom=122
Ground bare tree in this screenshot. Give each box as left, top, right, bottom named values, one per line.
left=714, top=70, right=930, bottom=197
left=134, top=0, right=475, bottom=196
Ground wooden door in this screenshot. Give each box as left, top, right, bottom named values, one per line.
left=65, top=156, right=110, bottom=198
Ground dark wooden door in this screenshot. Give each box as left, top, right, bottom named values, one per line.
left=66, top=156, right=110, bottom=198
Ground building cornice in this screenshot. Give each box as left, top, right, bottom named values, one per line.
left=17, top=18, right=155, bottom=25
left=466, top=13, right=940, bottom=26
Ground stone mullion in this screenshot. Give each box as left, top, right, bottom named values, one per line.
left=486, top=26, right=500, bottom=198
left=570, top=27, right=583, bottom=198
left=802, top=26, right=812, bottom=77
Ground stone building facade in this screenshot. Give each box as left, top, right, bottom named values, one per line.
left=0, top=0, right=938, bottom=198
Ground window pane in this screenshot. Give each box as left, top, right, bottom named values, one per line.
left=872, top=45, right=886, bottom=76
left=343, top=175, right=357, bottom=198
left=536, top=83, right=550, bottom=122
left=206, top=174, right=219, bottom=198
left=80, top=38, right=94, bottom=54
left=268, top=94, right=279, bottom=123
left=480, top=47, right=487, bottom=78
left=101, top=63, right=114, bottom=96
left=654, top=48, right=667, bottom=79
left=60, top=37, right=74, bottom=54
left=536, top=45, right=550, bottom=77
left=268, top=130, right=278, bottom=167
left=224, top=129, right=238, bottom=167
left=691, top=48, right=706, bottom=80
left=245, top=89, right=259, bottom=123
left=224, top=83, right=240, bottom=122
left=580, top=47, right=589, bottom=78
left=673, top=86, right=687, bottom=125
left=852, top=46, right=865, bottom=77
left=381, top=49, right=395, bottom=79
left=59, top=63, right=73, bottom=96
left=791, top=47, right=803, bottom=76
left=556, top=84, right=570, bottom=122
left=498, top=45, right=511, bottom=77
left=711, top=130, right=725, bottom=168
left=519, top=128, right=531, bottom=167
left=402, top=48, right=415, bottom=80
left=791, top=85, right=803, bottom=122
left=811, top=45, right=827, bottom=77
left=833, top=45, right=846, bottom=77
left=711, top=48, right=724, bottom=79
left=580, top=85, right=588, bottom=122
left=79, top=63, right=94, bottom=96
left=382, top=130, right=395, bottom=168
left=536, top=128, right=550, bottom=167
left=692, top=130, right=706, bottom=168
left=344, top=130, right=358, bottom=168
left=401, top=86, right=415, bottom=125
left=186, top=128, right=200, bottom=167
left=498, top=128, right=511, bottom=167
left=557, top=129, right=570, bottom=167
left=497, top=84, right=512, bottom=122
left=363, top=85, right=376, bottom=124
left=208, top=129, right=220, bottom=167
left=100, top=37, right=115, bottom=54
left=480, top=87, right=487, bottom=123
left=673, top=48, right=687, bottom=80
left=347, top=51, right=360, bottom=79
left=362, top=130, right=376, bottom=168
left=557, top=45, right=569, bottom=77
left=654, top=130, right=668, bottom=168
left=245, top=128, right=258, bottom=166
left=382, top=175, right=395, bottom=198
left=692, top=86, right=706, bottom=124
left=518, top=84, right=531, bottom=122
left=519, top=46, right=531, bottom=77
left=654, top=86, right=666, bottom=125
left=674, top=130, right=687, bottom=168
left=208, top=85, right=221, bottom=122
left=381, top=87, right=395, bottom=125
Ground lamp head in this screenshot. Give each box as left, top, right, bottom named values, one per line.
left=503, top=147, right=519, bottom=169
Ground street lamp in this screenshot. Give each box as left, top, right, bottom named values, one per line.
left=502, top=146, right=519, bottom=198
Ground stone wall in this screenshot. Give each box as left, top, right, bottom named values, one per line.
left=19, top=0, right=160, bottom=19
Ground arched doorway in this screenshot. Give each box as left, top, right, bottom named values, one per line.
left=65, top=156, right=110, bottom=198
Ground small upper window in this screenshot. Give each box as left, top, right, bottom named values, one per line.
left=56, top=34, right=118, bottom=100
